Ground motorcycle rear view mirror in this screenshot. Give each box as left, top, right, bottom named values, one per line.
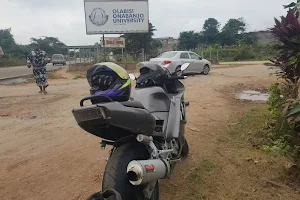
left=129, top=74, right=136, bottom=80
left=181, top=63, right=190, bottom=71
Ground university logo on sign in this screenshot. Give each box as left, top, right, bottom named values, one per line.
left=89, top=8, right=109, bottom=26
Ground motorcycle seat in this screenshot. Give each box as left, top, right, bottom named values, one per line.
left=121, top=101, right=145, bottom=109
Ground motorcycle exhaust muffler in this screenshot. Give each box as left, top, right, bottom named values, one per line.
left=127, top=159, right=170, bottom=185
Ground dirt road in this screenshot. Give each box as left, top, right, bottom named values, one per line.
left=0, top=63, right=298, bottom=199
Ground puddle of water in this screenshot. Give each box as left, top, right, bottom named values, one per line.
left=236, top=90, right=270, bottom=101
left=0, top=78, right=29, bottom=85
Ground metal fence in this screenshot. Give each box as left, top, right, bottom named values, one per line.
left=67, top=46, right=148, bottom=65
left=192, top=47, right=273, bottom=63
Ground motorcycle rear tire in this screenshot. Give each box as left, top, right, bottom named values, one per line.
left=102, top=143, right=159, bottom=200
left=181, top=138, right=189, bottom=158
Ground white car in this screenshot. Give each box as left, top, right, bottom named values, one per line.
left=52, top=54, right=67, bottom=65
left=150, top=51, right=211, bottom=75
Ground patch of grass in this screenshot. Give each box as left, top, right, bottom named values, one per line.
left=187, top=159, right=216, bottom=200
left=227, top=105, right=300, bottom=194
left=230, top=105, right=272, bottom=148
left=229, top=104, right=295, bottom=158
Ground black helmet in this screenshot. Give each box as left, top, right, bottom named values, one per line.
left=87, top=62, right=131, bottom=102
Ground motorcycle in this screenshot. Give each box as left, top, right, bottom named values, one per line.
left=72, top=62, right=190, bottom=200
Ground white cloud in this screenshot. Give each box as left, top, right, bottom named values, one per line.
left=0, top=0, right=287, bottom=46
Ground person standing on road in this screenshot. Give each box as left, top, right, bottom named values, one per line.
left=27, top=43, right=49, bottom=94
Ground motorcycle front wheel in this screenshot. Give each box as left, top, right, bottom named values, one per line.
left=102, top=143, right=159, bottom=200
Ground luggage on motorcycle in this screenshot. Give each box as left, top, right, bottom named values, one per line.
left=72, top=100, right=156, bottom=141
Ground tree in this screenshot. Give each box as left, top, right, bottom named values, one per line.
left=202, top=18, right=220, bottom=44
left=148, top=39, right=162, bottom=56
left=236, top=34, right=257, bottom=45
left=0, top=28, right=16, bottom=53
left=0, top=28, right=31, bottom=58
left=219, top=18, right=246, bottom=45
left=222, top=18, right=246, bottom=35
left=150, top=39, right=162, bottom=49
left=121, top=22, right=156, bottom=54
left=178, top=31, right=200, bottom=50
left=30, top=37, right=67, bottom=55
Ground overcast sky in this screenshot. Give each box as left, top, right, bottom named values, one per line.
left=0, top=0, right=288, bottom=46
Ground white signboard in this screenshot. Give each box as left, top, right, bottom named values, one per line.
left=84, top=0, right=149, bottom=34
left=102, top=37, right=126, bottom=48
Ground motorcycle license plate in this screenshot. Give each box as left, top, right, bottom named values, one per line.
left=74, top=107, right=106, bottom=122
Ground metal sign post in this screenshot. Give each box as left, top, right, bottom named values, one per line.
left=102, top=34, right=106, bottom=61
left=97, top=45, right=99, bottom=63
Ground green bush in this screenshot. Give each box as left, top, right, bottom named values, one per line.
left=194, top=44, right=274, bottom=62
left=267, top=83, right=285, bottom=116
left=233, top=46, right=256, bottom=61
left=265, top=84, right=300, bottom=164
left=0, top=57, right=26, bottom=67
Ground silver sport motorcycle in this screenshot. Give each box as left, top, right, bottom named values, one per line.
left=72, top=62, right=190, bottom=200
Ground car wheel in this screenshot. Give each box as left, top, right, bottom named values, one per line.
left=176, top=66, right=182, bottom=76
left=203, top=65, right=210, bottom=75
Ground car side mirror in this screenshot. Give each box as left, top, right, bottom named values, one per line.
left=181, top=63, right=190, bottom=71
left=129, top=74, right=136, bottom=80
left=199, top=57, right=203, bottom=60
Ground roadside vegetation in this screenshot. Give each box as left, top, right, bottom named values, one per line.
left=179, top=3, right=300, bottom=198
left=263, top=4, right=300, bottom=166
left=228, top=1, right=300, bottom=182
left=176, top=17, right=276, bottom=62
left=0, top=15, right=278, bottom=68
left=0, top=29, right=67, bottom=67
left=195, top=45, right=274, bottom=62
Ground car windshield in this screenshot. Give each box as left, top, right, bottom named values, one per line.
left=52, top=55, right=63, bottom=58
left=157, top=52, right=177, bottom=58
